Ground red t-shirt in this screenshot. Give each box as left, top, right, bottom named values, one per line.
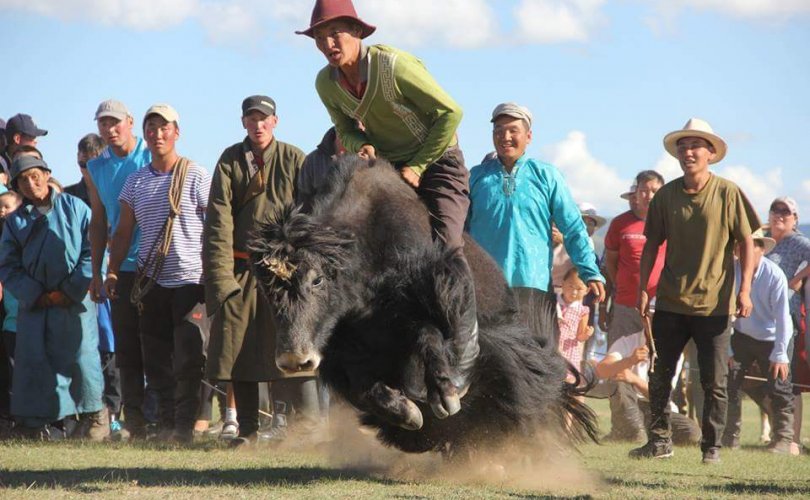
left=604, top=210, right=666, bottom=307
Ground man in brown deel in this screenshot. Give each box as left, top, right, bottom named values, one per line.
left=204, top=96, right=320, bottom=447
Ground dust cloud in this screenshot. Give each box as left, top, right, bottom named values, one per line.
left=304, top=402, right=603, bottom=496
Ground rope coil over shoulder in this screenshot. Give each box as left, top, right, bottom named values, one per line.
left=131, top=157, right=191, bottom=311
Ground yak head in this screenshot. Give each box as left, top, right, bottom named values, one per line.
left=249, top=205, right=356, bottom=374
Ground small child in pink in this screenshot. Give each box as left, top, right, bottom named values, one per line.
left=557, top=268, right=594, bottom=382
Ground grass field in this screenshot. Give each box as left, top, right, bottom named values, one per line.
left=1, top=397, right=809, bottom=499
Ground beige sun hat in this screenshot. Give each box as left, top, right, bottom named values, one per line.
left=663, top=118, right=727, bottom=164
left=578, top=202, right=606, bottom=229
left=751, top=228, right=776, bottom=254
left=620, top=182, right=637, bottom=200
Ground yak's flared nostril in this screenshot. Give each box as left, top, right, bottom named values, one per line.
left=276, top=351, right=321, bottom=373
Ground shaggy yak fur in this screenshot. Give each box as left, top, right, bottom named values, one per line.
left=249, top=155, right=598, bottom=457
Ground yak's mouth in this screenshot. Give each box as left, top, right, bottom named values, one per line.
left=276, top=351, right=322, bottom=374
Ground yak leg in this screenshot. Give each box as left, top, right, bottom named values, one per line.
left=364, top=381, right=424, bottom=431
left=416, top=324, right=461, bottom=419
left=326, top=349, right=424, bottom=431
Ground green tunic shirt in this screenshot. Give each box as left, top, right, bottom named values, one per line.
left=644, top=174, right=760, bottom=317
left=204, top=137, right=307, bottom=380
left=315, top=44, right=462, bottom=176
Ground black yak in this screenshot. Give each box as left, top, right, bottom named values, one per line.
left=249, top=156, right=597, bottom=457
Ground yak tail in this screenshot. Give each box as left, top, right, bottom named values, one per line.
left=560, top=361, right=600, bottom=444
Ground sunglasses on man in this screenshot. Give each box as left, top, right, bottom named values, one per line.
left=770, top=206, right=794, bottom=217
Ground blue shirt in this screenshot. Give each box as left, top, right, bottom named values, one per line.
left=765, top=232, right=810, bottom=327
left=467, top=155, right=603, bottom=291
left=86, top=137, right=151, bottom=272
left=734, top=256, right=791, bottom=363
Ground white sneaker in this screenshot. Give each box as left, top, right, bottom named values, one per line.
left=219, top=421, right=239, bottom=441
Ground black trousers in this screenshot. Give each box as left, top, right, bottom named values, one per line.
left=110, top=272, right=147, bottom=427
left=233, top=377, right=321, bottom=437
left=649, top=311, right=730, bottom=451
left=512, top=287, right=560, bottom=349
left=412, top=145, right=469, bottom=251
left=724, top=330, right=794, bottom=445
left=100, top=351, right=122, bottom=415
left=139, top=283, right=208, bottom=432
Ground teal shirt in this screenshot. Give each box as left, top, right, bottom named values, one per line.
left=467, top=155, right=603, bottom=292
left=2, top=288, right=17, bottom=332
left=86, top=137, right=151, bottom=272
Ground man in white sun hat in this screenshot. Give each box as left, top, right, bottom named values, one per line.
left=631, top=118, right=759, bottom=464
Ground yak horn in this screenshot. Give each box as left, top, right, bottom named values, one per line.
left=262, top=256, right=297, bottom=282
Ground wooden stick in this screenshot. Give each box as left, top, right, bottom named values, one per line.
left=201, top=379, right=274, bottom=419
left=744, top=375, right=810, bottom=390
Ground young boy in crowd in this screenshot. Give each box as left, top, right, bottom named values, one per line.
left=558, top=268, right=594, bottom=386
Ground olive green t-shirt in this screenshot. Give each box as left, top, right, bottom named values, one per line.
left=644, top=174, right=760, bottom=316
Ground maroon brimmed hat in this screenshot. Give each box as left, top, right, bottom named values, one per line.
left=296, top=0, right=376, bottom=39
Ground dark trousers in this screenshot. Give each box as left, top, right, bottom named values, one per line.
left=233, top=380, right=260, bottom=436
left=724, top=330, right=794, bottom=445
left=110, top=272, right=147, bottom=427
left=0, top=331, right=15, bottom=417
left=639, top=398, right=701, bottom=446
left=649, top=311, right=730, bottom=451
left=272, top=377, right=321, bottom=426
left=607, top=379, right=646, bottom=439
left=414, top=146, right=469, bottom=251
left=591, top=380, right=701, bottom=445
left=512, top=287, right=560, bottom=349
left=100, top=351, right=122, bottom=415
left=233, top=378, right=321, bottom=437
left=139, top=283, right=208, bottom=432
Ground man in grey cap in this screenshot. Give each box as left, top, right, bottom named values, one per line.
left=104, top=104, right=210, bottom=444
left=466, top=102, right=605, bottom=347
left=205, top=95, right=321, bottom=447
left=83, top=99, right=152, bottom=440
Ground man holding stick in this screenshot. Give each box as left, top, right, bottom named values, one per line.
left=632, top=118, right=759, bottom=464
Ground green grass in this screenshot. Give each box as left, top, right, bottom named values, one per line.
left=1, top=397, right=809, bottom=499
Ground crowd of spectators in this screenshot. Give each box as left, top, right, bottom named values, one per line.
left=0, top=0, right=807, bottom=467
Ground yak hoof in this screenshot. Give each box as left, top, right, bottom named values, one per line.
left=431, top=401, right=450, bottom=419
left=430, top=392, right=461, bottom=419
left=443, top=393, right=461, bottom=416
left=401, top=399, right=424, bottom=430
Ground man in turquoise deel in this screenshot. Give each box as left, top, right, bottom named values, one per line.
left=467, top=103, right=605, bottom=347
left=0, top=156, right=103, bottom=439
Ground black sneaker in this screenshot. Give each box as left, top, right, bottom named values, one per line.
left=767, top=440, right=794, bottom=455
left=702, top=447, right=721, bottom=464
left=170, top=429, right=194, bottom=445
left=629, top=439, right=674, bottom=459
left=228, top=432, right=258, bottom=449
left=258, top=401, right=288, bottom=445
left=721, top=436, right=740, bottom=450
left=0, top=416, right=14, bottom=440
